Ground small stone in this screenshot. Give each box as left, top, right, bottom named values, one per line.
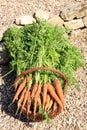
left=60, top=2, right=87, bottom=21
left=66, top=118, right=72, bottom=125
left=15, top=15, right=36, bottom=25
left=64, top=19, right=84, bottom=30
left=83, top=16, right=87, bottom=27
left=48, top=15, right=64, bottom=26
left=34, top=9, right=50, bottom=20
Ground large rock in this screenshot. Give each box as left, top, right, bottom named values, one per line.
left=64, top=19, right=84, bottom=30
left=60, top=2, right=87, bottom=21
left=83, top=16, right=87, bottom=27
left=15, top=15, right=36, bottom=25
left=48, top=15, right=64, bottom=26
left=34, top=9, right=50, bottom=20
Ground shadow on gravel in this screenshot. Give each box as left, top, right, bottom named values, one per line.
left=0, top=64, right=31, bottom=124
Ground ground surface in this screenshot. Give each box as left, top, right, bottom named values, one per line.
left=0, top=0, right=87, bottom=130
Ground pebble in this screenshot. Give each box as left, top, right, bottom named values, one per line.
left=34, top=9, right=50, bottom=20
left=15, top=15, right=36, bottom=25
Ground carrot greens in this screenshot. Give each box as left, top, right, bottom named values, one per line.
left=3, top=19, right=83, bottom=89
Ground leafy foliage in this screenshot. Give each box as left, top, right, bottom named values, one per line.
left=38, top=106, right=51, bottom=123
left=3, top=19, right=83, bottom=88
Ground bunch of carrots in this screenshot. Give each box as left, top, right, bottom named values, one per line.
left=11, top=73, right=65, bottom=119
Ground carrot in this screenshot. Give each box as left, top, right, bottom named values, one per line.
left=31, top=83, right=38, bottom=100
left=33, top=84, right=41, bottom=115
left=47, top=99, right=53, bottom=111
left=42, top=84, right=48, bottom=110
left=53, top=101, right=57, bottom=111
left=45, top=94, right=51, bottom=111
left=18, top=87, right=26, bottom=105
left=14, top=77, right=24, bottom=91
left=37, top=95, right=42, bottom=106
left=47, top=84, right=63, bottom=110
left=54, top=79, right=64, bottom=105
left=12, top=77, right=27, bottom=104
left=27, top=91, right=32, bottom=116
left=20, top=87, right=29, bottom=115
left=15, top=87, right=27, bottom=115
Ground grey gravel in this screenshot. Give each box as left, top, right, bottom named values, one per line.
left=0, top=0, right=87, bottom=130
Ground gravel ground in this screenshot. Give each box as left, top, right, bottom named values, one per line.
left=0, top=0, right=87, bottom=130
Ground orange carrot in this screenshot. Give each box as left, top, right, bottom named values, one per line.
left=31, top=83, right=38, bottom=100
left=18, top=87, right=26, bottom=106
left=12, top=77, right=27, bottom=103
left=27, top=91, right=32, bottom=116
left=47, top=99, right=53, bottom=111
left=20, top=87, right=29, bottom=115
left=47, top=84, right=63, bottom=110
left=54, top=79, right=64, bottom=105
left=37, top=95, right=42, bottom=106
left=53, top=101, right=57, bottom=111
left=42, top=84, right=48, bottom=110
left=15, top=87, right=26, bottom=115
left=33, top=84, right=41, bottom=115
left=14, top=77, right=24, bottom=91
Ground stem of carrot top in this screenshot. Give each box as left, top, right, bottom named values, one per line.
left=1, top=69, right=14, bottom=78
